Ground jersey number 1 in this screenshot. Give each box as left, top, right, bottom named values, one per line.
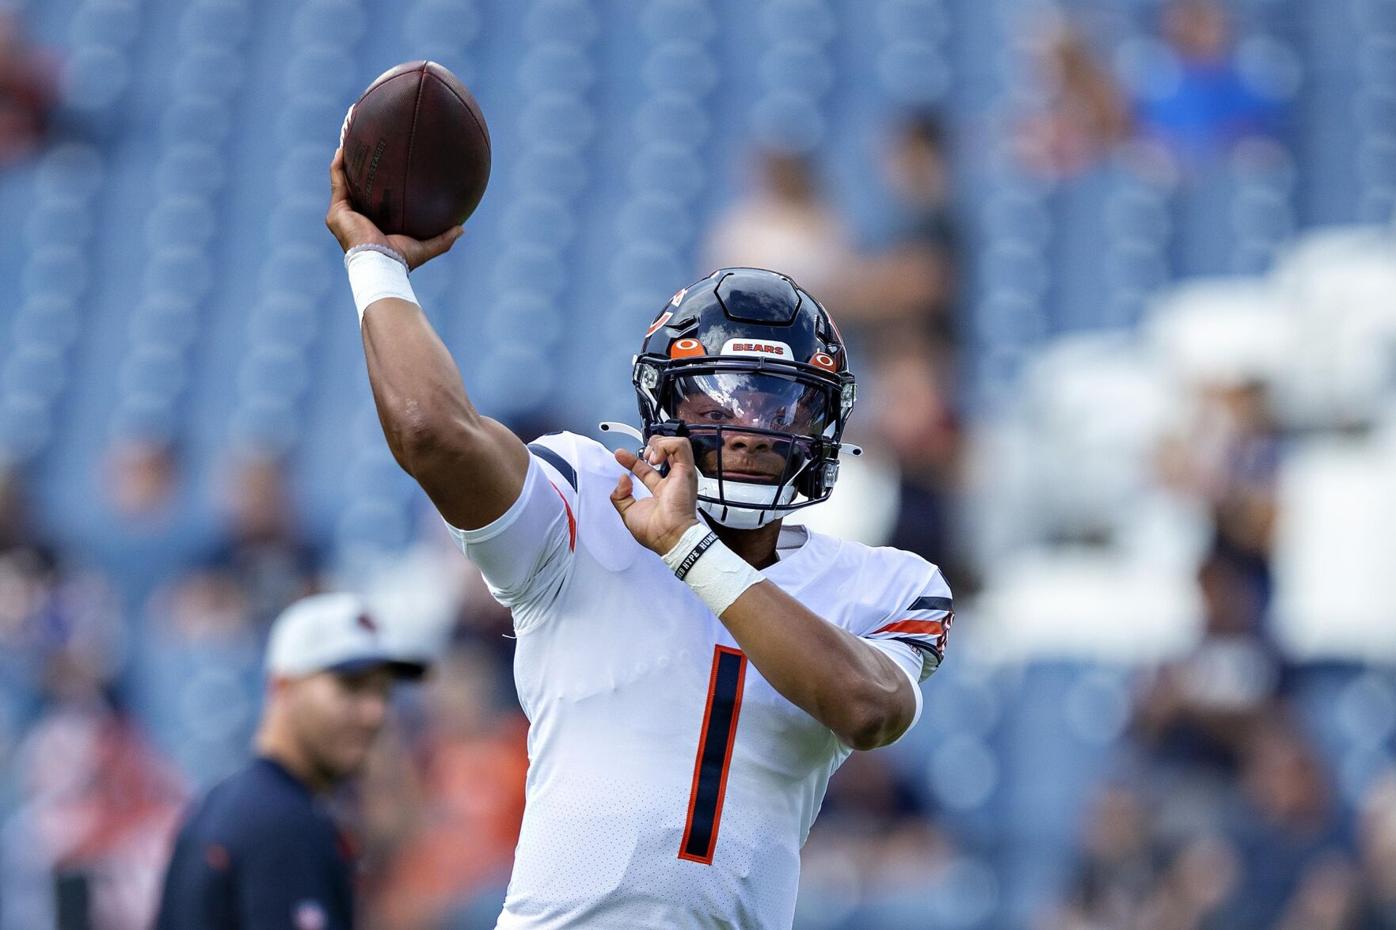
left=678, top=645, right=748, bottom=864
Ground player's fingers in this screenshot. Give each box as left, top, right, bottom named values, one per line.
left=419, top=226, right=464, bottom=261
left=328, top=147, right=348, bottom=202
left=644, top=436, right=695, bottom=475
left=610, top=474, right=634, bottom=514
left=628, top=452, right=665, bottom=493
left=650, top=435, right=695, bottom=470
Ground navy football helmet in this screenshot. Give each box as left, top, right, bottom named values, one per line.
left=618, top=267, right=858, bottom=529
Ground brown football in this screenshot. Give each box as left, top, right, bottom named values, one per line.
left=341, top=61, right=491, bottom=240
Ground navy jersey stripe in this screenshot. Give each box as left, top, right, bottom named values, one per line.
left=908, top=595, right=953, bottom=613
left=680, top=647, right=747, bottom=864
left=528, top=443, right=577, bottom=492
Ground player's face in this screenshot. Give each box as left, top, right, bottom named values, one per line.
left=287, top=667, right=394, bottom=782
left=674, top=373, right=828, bottom=484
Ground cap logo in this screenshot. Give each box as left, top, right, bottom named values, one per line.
left=645, top=311, right=673, bottom=338
left=811, top=352, right=837, bottom=371
left=205, top=844, right=230, bottom=871
left=721, top=338, right=792, bottom=359
left=295, top=901, right=327, bottom=930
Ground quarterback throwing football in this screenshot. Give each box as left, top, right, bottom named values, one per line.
left=326, top=148, right=953, bottom=930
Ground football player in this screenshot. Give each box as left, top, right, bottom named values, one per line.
left=326, top=148, right=953, bottom=930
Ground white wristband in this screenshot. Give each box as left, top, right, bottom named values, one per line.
left=345, top=246, right=417, bottom=323
left=662, top=523, right=764, bottom=616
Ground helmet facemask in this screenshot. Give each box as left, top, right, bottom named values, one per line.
left=639, top=359, right=853, bottom=528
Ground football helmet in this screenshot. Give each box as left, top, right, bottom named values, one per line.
left=619, top=267, right=858, bottom=529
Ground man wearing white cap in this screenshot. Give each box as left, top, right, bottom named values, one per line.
left=154, top=592, right=427, bottom=930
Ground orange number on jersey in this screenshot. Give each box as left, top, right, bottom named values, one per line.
left=678, top=645, right=747, bottom=864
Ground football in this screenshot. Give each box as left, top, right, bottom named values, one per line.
left=340, top=60, right=491, bottom=240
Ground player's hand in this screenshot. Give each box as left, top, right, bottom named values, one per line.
left=325, top=147, right=462, bottom=271
left=610, top=436, right=702, bottom=556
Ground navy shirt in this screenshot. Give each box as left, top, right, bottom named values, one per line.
left=155, top=757, right=355, bottom=930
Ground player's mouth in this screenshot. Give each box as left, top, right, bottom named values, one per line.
left=716, top=468, right=781, bottom=483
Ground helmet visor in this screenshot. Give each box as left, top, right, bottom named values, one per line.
left=669, top=372, right=834, bottom=440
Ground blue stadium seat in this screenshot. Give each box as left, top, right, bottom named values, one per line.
left=519, top=42, right=595, bottom=95
left=501, top=195, right=576, bottom=250
left=290, top=0, right=366, bottom=49
left=172, top=45, right=246, bottom=99
left=523, top=0, right=598, bottom=43
left=178, top=0, right=252, bottom=50
left=63, top=45, right=132, bottom=111
left=161, top=95, right=233, bottom=146
left=145, top=196, right=216, bottom=249
left=68, top=0, right=140, bottom=50
left=22, top=246, right=89, bottom=302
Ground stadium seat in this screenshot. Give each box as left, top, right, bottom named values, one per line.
left=1143, top=277, right=1293, bottom=388
left=1271, top=434, right=1396, bottom=663
left=178, top=0, right=252, bottom=50
left=290, top=0, right=365, bottom=49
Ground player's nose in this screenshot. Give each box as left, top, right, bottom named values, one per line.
left=724, top=430, right=772, bottom=454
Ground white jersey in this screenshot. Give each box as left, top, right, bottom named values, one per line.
left=447, top=432, right=952, bottom=930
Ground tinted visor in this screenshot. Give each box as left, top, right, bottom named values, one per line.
left=669, top=372, right=834, bottom=439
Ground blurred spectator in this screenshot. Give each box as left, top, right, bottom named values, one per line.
left=0, top=465, right=127, bottom=754
left=1272, top=852, right=1362, bottom=930
left=1219, top=717, right=1350, bottom=930
left=0, top=10, right=57, bottom=167
left=1016, top=17, right=1132, bottom=178
left=866, top=342, right=973, bottom=590
left=841, top=111, right=961, bottom=357
left=1130, top=555, right=1278, bottom=788
left=88, top=436, right=204, bottom=614
left=1132, top=834, right=1241, bottom=930
left=133, top=568, right=263, bottom=786
left=1058, top=699, right=1351, bottom=930
left=0, top=461, right=51, bottom=560
left=0, top=692, right=184, bottom=930
left=703, top=145, right=854, bottom=301
left=1131, top=0, right=1286, bottom=163
left=1355, top=771, right=1396, bottom=929
left=122, top=450, right=321, bottom=784
left=364, top=643, right=527, bottom=930
left=1052, top=785, right=1242, bottom=930
left=204, top=448, right=323, bottom=626
left=797, top=749, right=953, bottom=930
left=1054, top=784, right=1164, bottom=929
left=1157, top=380, right=1281, bottom=631
left=154, top=593, right=427, bottom=930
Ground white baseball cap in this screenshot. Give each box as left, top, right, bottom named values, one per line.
left=265, top=592, right=428, bottom=680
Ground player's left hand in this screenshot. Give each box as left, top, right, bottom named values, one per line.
left=611, top=436, right=702, bottom=556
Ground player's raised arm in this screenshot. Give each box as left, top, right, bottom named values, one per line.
left=325, top=148, right=529, bottom=530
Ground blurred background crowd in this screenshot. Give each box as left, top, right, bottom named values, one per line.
left=0, top=0, right=1394, bottom=928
